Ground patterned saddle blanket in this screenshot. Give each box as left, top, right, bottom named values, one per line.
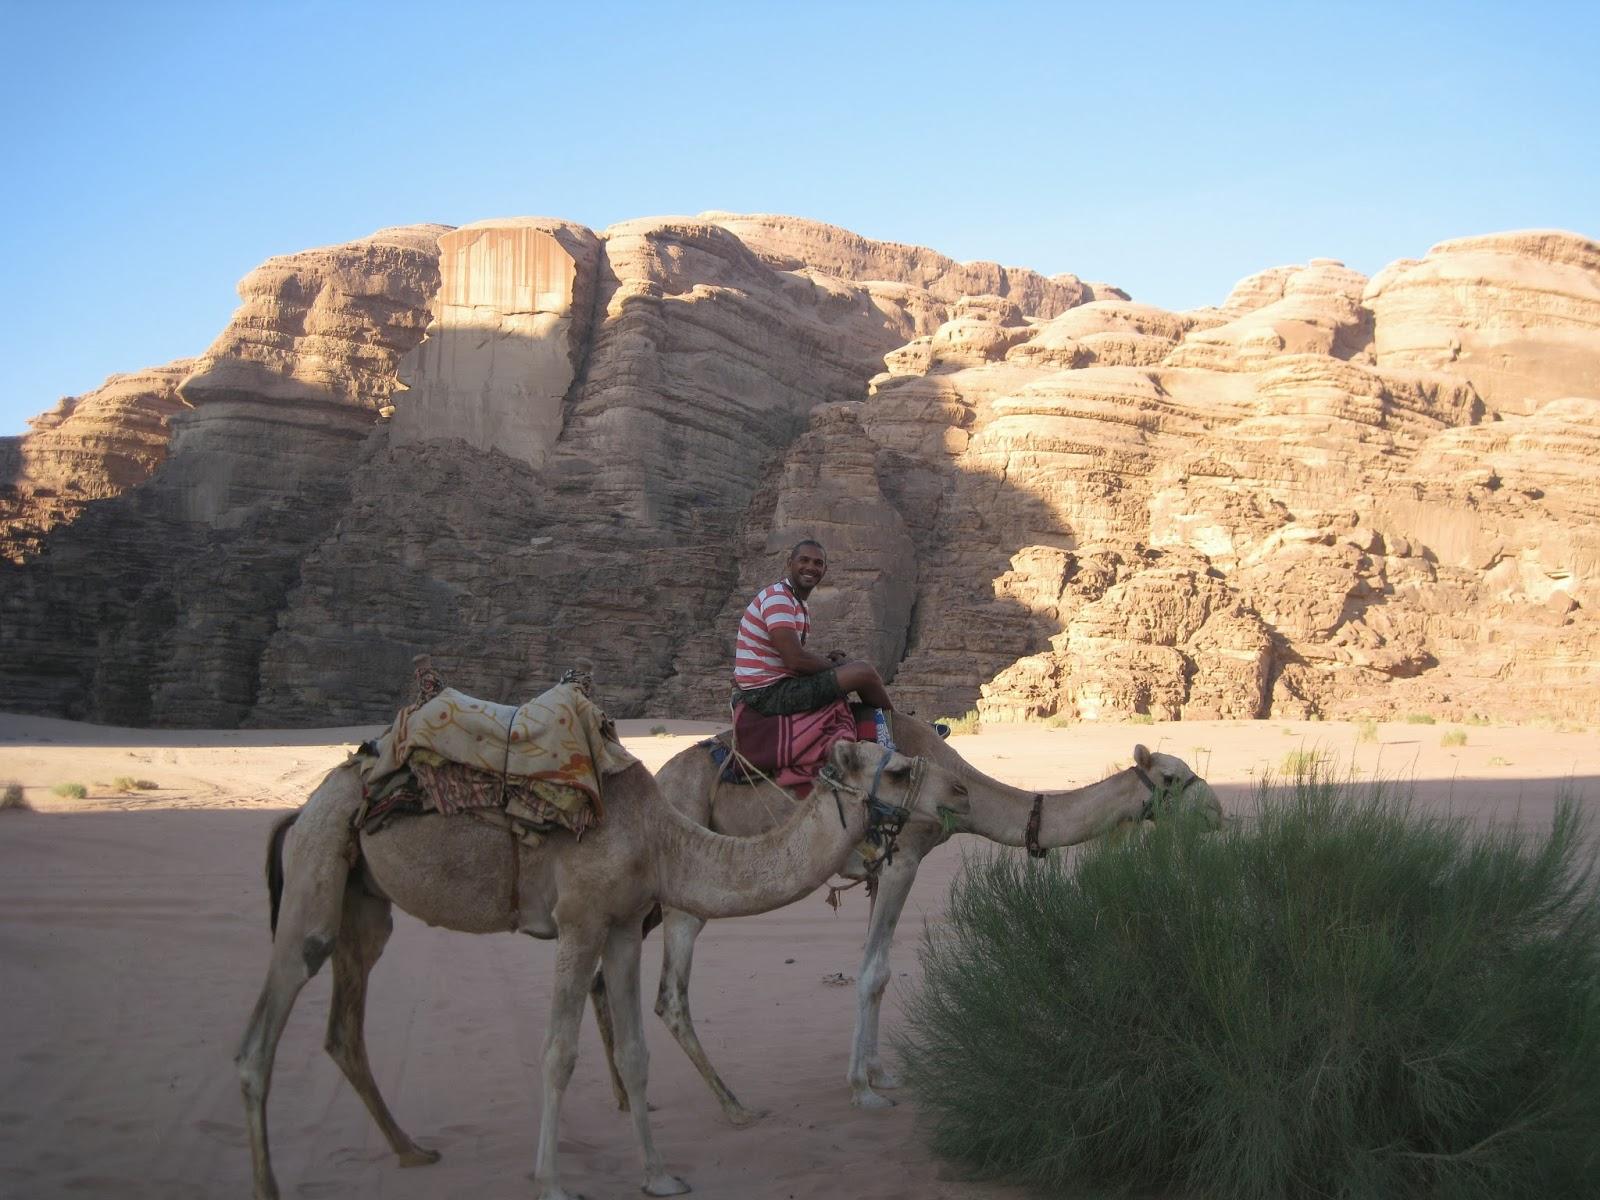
left=702, top=698, right=871, bottom=797
left=354, top=681, right=638, bottom=845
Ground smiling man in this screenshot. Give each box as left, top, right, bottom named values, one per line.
left=731, top=539, right=895, bottom=746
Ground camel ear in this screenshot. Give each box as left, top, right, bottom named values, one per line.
left=881, top=750, right=914, bottom=778
left=828, top=738, right=862, bottom=772
left=1134, top=743, right=1153, bottom=771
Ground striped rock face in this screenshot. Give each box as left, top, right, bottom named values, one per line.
left=3, top=219, right=1598, bottom=727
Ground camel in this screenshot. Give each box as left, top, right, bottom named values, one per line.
left=591, top=716, right=1222, bottom=1119
left=236, top=736, right=969, bottom=1200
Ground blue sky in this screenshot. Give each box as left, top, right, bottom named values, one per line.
left=2, top=0, right=1595, bottom=435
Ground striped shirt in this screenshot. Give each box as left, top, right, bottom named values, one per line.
left=733, top=580, right=810, bottom=688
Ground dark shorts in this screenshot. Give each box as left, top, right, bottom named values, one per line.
left=732, top=669, right=844, bottom=717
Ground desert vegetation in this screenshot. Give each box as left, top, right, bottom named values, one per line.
left=1, top=782, right=28, bottom=811
left=50, top=782, right=87, bottom=799
left=898, top=770, right=1600, bottom=1199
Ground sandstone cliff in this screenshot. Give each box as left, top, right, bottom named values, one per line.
left=2, top=217, right=1595, bottom=726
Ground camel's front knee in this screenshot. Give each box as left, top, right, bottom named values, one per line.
left=542, top=1035, right=578, bottom=1090
left=856, top=957, right=891, bottom=1004
left=301, top=933, right=335, bottom=976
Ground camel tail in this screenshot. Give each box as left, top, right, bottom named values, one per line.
left=266, top=811, right=299, bottom=938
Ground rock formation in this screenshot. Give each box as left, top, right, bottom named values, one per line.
left=2, top=216, right=1596, bottom=727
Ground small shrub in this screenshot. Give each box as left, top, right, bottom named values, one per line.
left=1043, top=713, right=1072, bottom=730
left=1464, top=713, right=1491, bottom=726
left=649, top=725, right=669, bottom=737
left=1282, top=748, right=1321, bottom=773
left=1489, top=756, right=1511, bottom=766
left=937, top=710, right=980, bottom=737
left=1355, top=717, right=1379, bottom=743
left=899, top=771, right=1600, bottom=1200
left=1, top=782, right=28, bottom=811
left=1404, top=712, right=1437, bottom=725
left=1128, top=712, right=1155, bottom=725
left=1441, top=728, right=1468, bottom=747
left=51, top=782, right=87, bottom=799
left=111, top=775, right=160, bottom=791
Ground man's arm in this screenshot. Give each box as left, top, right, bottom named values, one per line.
left=770, top=627, right=837, bottom=677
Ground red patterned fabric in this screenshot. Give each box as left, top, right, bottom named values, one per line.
left=730, top=698, right=859, bottom=795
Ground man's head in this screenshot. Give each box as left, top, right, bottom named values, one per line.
left=785, top=539, right=827, bottom=596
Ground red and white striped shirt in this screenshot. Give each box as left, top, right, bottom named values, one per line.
left=733, top=580, right=810, bottom=688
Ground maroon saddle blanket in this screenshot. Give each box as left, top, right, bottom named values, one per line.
left=718, top=699, right=875, bottom=796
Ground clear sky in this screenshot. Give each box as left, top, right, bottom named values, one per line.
left=2, top=0, right=1595, bottom=435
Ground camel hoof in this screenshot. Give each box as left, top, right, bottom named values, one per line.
left=725, top=1104, right=771, bottom=1128
left=642, top=1173, right=691, bottom=1196
left=867, top=1066, right=903, bottom=1089
left=851, top=1089, right=897, bottom=1111
left=399, top=1145, right=441, bottom=1168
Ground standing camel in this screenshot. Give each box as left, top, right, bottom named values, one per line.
left=237, top=737, right=968, bottom=1200
left=593, top=717, right=1222, bottom=1119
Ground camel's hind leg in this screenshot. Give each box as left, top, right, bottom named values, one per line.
left=237, top=816, right=351, bottom=1199
left=324, top=886, right=438, bottom=1168
left=654, top=906, right=769, bottom=1126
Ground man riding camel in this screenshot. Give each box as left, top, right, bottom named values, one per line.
left=731, top=539, right=896, bottom=750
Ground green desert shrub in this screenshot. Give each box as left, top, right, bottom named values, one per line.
left=937, top=710, right=981, bottom=737
left=898, top=770, right=1600, bottom=1200
left=1281, top=748, right=1322, bottom=773
left=1441, top=728, right=1468, bottom=747
left=1, top=782, right=28, bottom=811
left=1404, top=711, right=1438, bottom=725
left=50, top=782, right=88, bottom=800
left=1356, top=717, right=1380, bottom=743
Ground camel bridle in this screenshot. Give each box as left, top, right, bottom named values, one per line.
left=816, top=746, right=927, bottom=875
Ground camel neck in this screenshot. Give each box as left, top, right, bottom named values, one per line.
left=651, top=776, right=867, bottom=919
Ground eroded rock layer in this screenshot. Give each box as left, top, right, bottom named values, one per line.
left=3, top=218, right=1596, bottom=726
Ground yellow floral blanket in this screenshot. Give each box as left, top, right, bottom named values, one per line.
left=356, top=683, right=638, bottom=831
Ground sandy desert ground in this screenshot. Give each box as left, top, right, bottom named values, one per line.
left=1, top=712, right=1596, bottom=1199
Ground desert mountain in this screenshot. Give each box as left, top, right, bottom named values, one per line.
left=2, top=216, right=1596, bottom=726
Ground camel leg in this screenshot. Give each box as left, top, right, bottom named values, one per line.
left=603, top=922, right=691, bottom=1196
left=324, top=886, right=439, bottom=1167
left=237, top=823, right=351, bottom=1200
left=534, top=920, right=607, bottom=1200
left=595, top=901, right=665, bottom=1113
left=654, top=906, right=767, bottom=1126
left=589, top=967, right=631, bottom=1111
left=847, top=854, right=919, bottom=1109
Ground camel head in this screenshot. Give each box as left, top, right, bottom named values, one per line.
left=819, top=739, right=971, bottom=833
left=1133, top=743, right=1223, bottom=830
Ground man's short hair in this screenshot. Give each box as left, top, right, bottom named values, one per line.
left=788, top=538, right=825, bottom=559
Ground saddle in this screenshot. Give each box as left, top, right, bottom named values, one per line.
left=353, top=666, right=637, bottom=846
left=704, top=699, right=872, bottom=796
